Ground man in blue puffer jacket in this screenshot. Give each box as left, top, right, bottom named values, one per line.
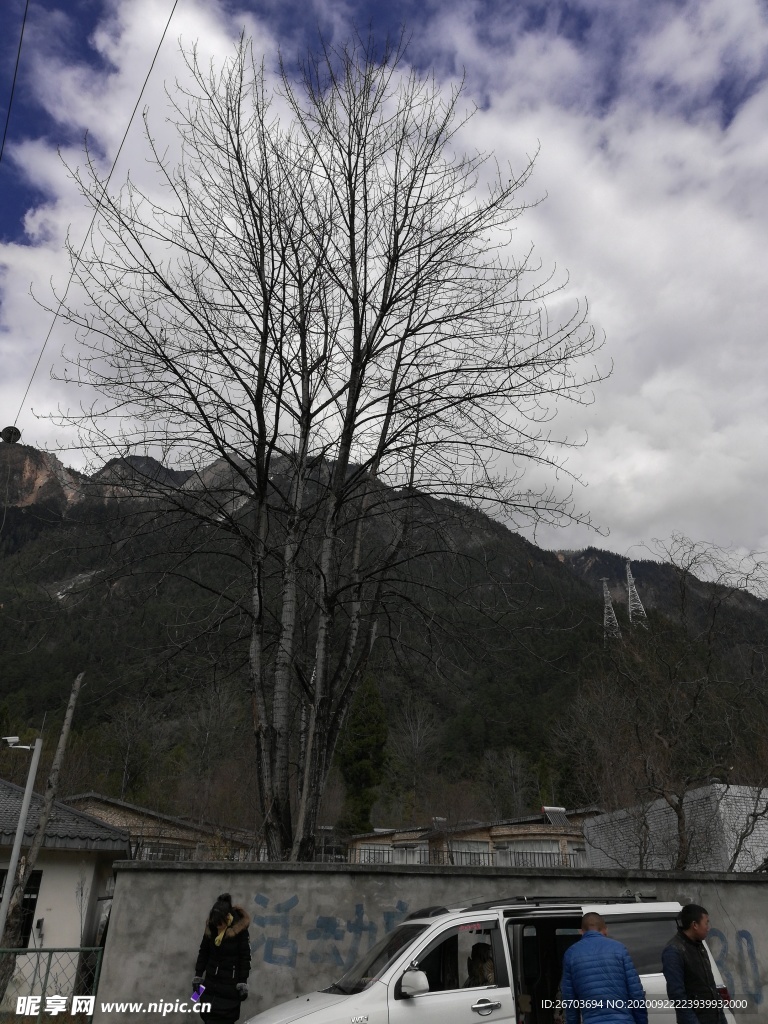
left=560, top=914, right=648, bottom=1024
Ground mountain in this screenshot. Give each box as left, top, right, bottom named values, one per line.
left=0, top=443, right=85, bottom=512
left=559, top=546, right=768, bottom=639
left=1, top=441, right=767, bottom=825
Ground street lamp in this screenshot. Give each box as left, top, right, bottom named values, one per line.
left=0, top=737, right=43, bottom=940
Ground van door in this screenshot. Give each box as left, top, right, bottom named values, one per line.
left=506, top=916, right=582, bottom=1024
left=388, top=917, right=514, bottom=1024
left=592, top=914, right=679, bottom=1024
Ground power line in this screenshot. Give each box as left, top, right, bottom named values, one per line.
left=13, top=0, right=181, bottom=430
left=0, top=0, right=30, bottom=165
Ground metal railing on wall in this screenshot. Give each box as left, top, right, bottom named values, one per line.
left=346, top=848, right=586, bottom=868
left=0, top=947, right=102, bottom=1023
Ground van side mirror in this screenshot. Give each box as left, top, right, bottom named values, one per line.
left=400, top=969, right=429, bottom=997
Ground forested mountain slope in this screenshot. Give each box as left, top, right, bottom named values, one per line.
left=2, top=443, right=766, bottom=830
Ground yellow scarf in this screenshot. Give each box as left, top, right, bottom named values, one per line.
left=214, top=913, right=233, bottom=946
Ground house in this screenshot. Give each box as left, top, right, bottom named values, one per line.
left=62, top=792, right=258, bottom=861
left=0, top=778, right=131, bottom=1011
left=583, top=784, right=768, bottom=871
left=0, top=779, right=131, bottom=949
left=346, top=807, right=597, bottom=867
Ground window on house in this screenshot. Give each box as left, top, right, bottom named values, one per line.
left=0, top=870, right=43, bottom=947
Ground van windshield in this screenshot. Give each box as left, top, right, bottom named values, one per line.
left=328, top=923, right=428, bottom=995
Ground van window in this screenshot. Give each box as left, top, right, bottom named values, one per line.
left=332, top=923, right=428, bottom=994
left=604, top=919, right=678, bottom=973
left=414, top=921, right=507, bottom=993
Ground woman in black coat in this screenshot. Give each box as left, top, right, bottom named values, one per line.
left=194, top=893, right=252, bottom=1024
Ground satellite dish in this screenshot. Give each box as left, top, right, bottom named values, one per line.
left=1, top=426, right=21, bottom=443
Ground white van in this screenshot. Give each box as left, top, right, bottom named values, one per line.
left=245, top=896, right=739, bottom=1024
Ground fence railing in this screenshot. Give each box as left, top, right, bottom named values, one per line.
left=133, top=841, right=265, bottom=862
left=427, top=849, right=497, bottom=866
left=0, top=947, right=102, bottom=1023
left=508, top=850, right=583, bottom=868
left=347, top=847, right=586, bottom=868
left=133, top=841, right=349, bottom=863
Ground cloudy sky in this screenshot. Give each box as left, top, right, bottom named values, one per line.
left=1, top=0, right=767, bottom=557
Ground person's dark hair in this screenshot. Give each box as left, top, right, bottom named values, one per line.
left=470, top=942, right=492, bottom=963
left=208, top=892, right=234, bottom=930
left=679, top=904, right=708, bottom=930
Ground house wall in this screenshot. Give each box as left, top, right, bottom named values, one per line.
left=94, top=861, right=768, bottom=1024
left=349, top=825, right=585, bottom=867
left=0, top=849, right=94, bottom=948
left=0, top=848, right=118, bottom=947
left=66, top=799, right=213, bottom=846
left=34, top=851, right=98, bottom=947
left=0, top=850, right=115, bottom=1012
left=714, top=786, right=768, bottom=871
left=584, top=786, right=768, bottom=871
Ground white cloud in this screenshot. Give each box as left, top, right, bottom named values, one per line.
left=2, top=0, right=768, bottom=558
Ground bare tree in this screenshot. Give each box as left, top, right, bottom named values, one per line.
left=53, top=36, right=603, bottom=859
left=480, top=747, right=539, bottom=820
left=387, top=696, right=440, bottom=821
left=566, top=537, right=768, bottom=870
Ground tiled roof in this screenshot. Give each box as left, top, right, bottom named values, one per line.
left=349, top=808, right=592, bottom=843
left=63, top=792, right=252, bottom=843
left=0, top=779, right=132, bottom=853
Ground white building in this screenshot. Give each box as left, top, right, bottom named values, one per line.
left=584, top=784, right=768, bottom=871
left=0, top=778, right=131, bottom=1009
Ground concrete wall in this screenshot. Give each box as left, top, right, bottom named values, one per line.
left=95, top=862, right=768, bottom=1024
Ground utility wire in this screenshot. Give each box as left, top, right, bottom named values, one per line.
left=0, top=0, right=30, bottom=165
left=12, top=0, right=180, bottom=430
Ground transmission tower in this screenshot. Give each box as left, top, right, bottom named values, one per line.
left=601, top=579, right=622, bottom=643
left=626, top=561, right=648, bottom=628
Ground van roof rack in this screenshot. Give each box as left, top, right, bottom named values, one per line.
left=463, top=895, right=658, bottom=912
left=404, top=906, right=451, bottom=921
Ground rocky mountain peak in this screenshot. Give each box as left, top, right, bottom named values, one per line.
left=0, top=443, right=85, bottom=512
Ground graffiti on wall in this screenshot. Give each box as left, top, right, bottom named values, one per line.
left=709, top=928, right=763, bottom=1005
left=250, top=893, right=410, bottom=971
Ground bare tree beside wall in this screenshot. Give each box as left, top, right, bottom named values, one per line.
left=53, top=36, right=603, bottom=859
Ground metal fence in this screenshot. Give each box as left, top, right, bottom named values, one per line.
left=0, top=947, right=102, bottom=1023
left=348, top=847, right=586, bottom=868
left=508, top=850, right=583, bottom=868
left=133, top=841, right=348, bottom=863
left=427, top=849, right=497, bottom=867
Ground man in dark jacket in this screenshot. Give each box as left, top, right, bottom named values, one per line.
left=560, top=913, right=648, bottom=1024
left=661, top=905, right=726, bottom=1024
